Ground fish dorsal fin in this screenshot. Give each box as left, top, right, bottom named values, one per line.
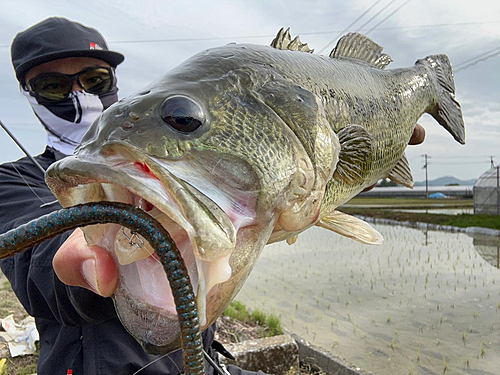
left=334, top=124, right=373, bottom=184
left=317, top=210, right=383, bottom=245
left=329, top=32, right=392, bottom=69
left=388, top=153, right=414, bottom=188
left=271, top=27, right=314, bottom=53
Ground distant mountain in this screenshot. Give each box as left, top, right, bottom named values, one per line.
left=413, top=176, right=476, bottom=186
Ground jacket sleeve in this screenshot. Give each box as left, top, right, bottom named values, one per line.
left=0, top=157, right=117, bottom=326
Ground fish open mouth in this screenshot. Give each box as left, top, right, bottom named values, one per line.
left=45, top=144, right=258, bottom=352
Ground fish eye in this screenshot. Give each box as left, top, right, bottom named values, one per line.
left=160, top=96, right=205, bottom=133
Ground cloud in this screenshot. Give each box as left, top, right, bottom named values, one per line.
left=0, top=0, right=498, bottom=180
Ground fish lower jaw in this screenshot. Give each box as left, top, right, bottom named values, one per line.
left=81, top=223, right=196, bottom=314
left=73, top=181, right=236, bottom=333
left=78, top=186, right=203, bottom=316
left=82, top=215, right=204, bottom=351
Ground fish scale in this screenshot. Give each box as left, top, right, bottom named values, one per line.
left=239, top=53, right=421, bottom=203
left=250, top=53, right=443, bottom=210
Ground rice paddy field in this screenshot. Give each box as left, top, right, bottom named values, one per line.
left=236, top=224, right=500, bottom=375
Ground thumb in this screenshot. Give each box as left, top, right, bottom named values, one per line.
left=53, top=228, right=118, bottom=297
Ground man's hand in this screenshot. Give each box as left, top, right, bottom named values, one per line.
left=53, top=228, right=118, bottom=297
left=362, top=124, right=425, bottom=192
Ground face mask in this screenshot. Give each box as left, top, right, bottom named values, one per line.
left=22, top=87, right=118, bottom=156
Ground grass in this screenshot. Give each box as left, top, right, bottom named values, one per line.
left=223, top=300, right=249, bottom=321
left=341, top=197, right=500, bottom=230
left=345, top=197, right=473, bottom=208
left=223, top=301, right=283, bottom=337
left=2, top=357, right=38, bottom=375
left=15, top=363, right=37, bottom=375
left=341, top=207, right=500, bottom=230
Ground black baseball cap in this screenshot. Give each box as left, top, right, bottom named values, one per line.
left=11, top=17, right=124, bottom=84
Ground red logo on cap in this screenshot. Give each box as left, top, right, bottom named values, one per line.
left=89, top=42, right=103, bottom=50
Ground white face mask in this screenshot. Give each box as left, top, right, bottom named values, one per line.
left=22, top=87, right=118, bottom=155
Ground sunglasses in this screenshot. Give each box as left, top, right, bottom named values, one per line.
left=27, top=66, right=115, bottom=102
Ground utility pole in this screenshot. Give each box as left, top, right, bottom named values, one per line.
left=491, top=156, right=495, bottom=168
left=422, top=154, right=429, bottom=198
left=492, top=156, right=498, bottom=215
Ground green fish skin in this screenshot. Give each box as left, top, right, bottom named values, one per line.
left=45, top=30, right=464, bottom=354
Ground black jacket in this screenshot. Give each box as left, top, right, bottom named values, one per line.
left=0, top=148, right=263, bottom=375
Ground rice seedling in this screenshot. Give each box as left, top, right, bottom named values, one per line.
left=480, top=343, right=486, bottom=358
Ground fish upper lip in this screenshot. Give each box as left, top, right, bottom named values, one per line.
left=46, top=144, right=238, bottom=262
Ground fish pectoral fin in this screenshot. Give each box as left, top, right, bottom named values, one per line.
left=271, top=27, right=314, bottom=53
left=317, top=210, right=383, bottom=245
left=388, top=153, right=414, bottom=188
left=334, top=124, right=373, bottom=184
left=330, top=32, right=392, bottom=69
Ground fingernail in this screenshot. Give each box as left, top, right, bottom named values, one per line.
left=82, top=259, right=100, bottom=294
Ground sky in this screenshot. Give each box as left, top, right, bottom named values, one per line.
left=0, top=0, right=498, bottom=182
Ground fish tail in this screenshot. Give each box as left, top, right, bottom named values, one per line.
left=417, top=54, right=465, bottom=144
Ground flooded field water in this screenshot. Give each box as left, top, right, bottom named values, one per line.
left=236, top=224, right=500, bottom=375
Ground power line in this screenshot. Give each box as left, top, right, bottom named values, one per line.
left=375, top=20, right=499, bottom=31
left=110, top=35, right=273, bottom=44
left=455, top=48, right=500, bottom=72
left=317, top=0, right=384, bottom=54
left=0, top=21, right=498, bottom=48
left=430, top=161, right=491, bottom=165
left=454, top=45, right=500, bottom=68
left=365, top=0, right=414, bottom=35
left=424, top=155, right=494, bottom=160
left=354, top=0, right=399, bottom=33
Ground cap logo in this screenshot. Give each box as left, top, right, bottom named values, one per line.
left=89, top=42, right=103, bottom=50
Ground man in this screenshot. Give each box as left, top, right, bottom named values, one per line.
left=0, top=17, right=257, bottom=375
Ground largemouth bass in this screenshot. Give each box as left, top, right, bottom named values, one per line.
left=45, top=29, right=464, bottom=353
